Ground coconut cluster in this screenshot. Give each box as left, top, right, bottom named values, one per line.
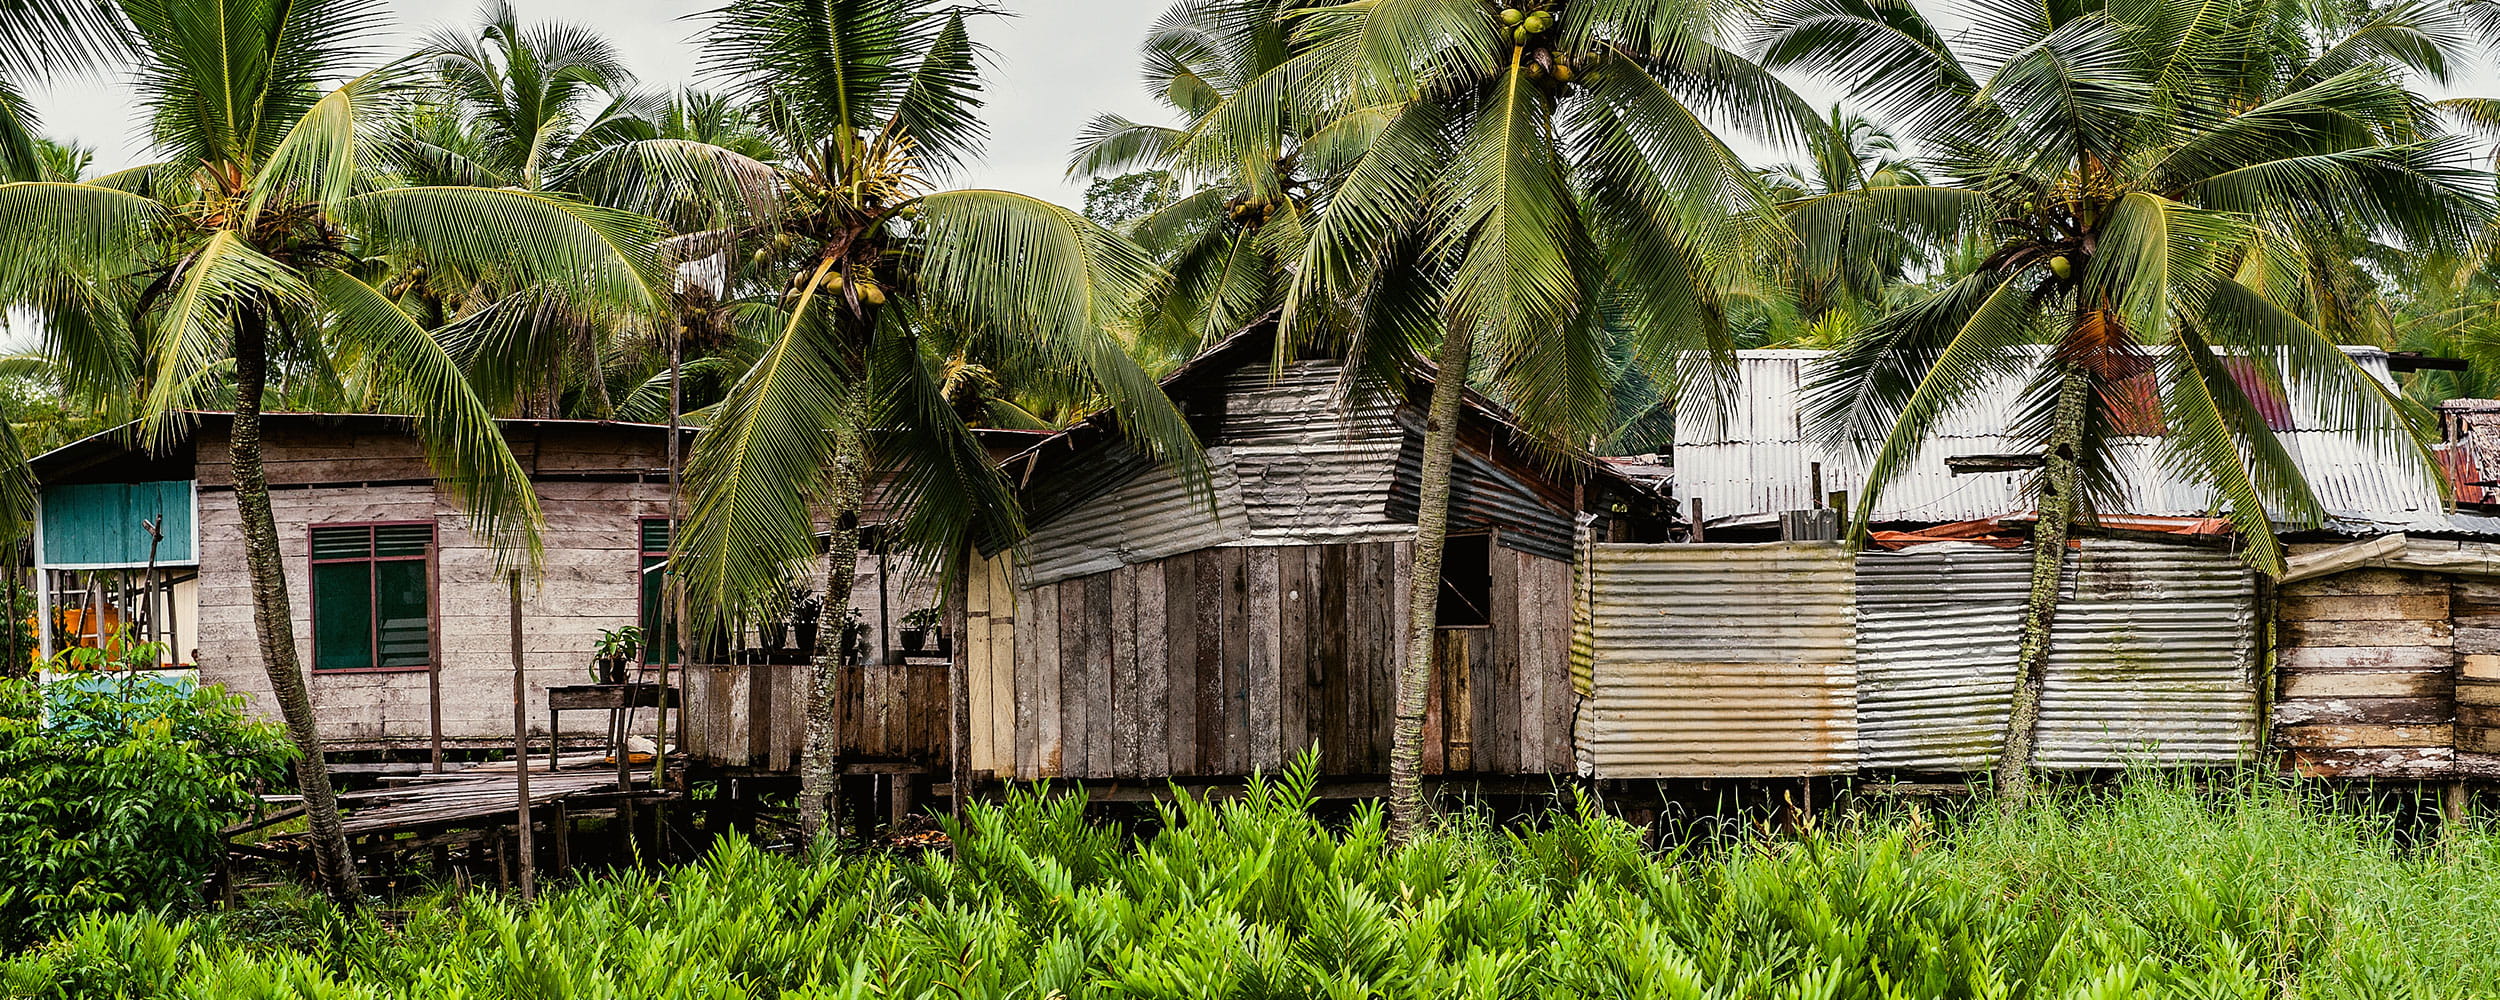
left=1499, top=6, right=1600, bottom=90
left=1225, top=190, right=1286, bottom=228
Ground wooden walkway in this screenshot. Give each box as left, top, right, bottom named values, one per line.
left=250, top=755, right=675, bottom=839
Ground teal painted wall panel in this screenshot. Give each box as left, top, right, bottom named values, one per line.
left=40, top=481, right=198, bottom=566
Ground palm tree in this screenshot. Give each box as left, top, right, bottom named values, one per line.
left=1759, top=103, right=1928, bottom=319
left=1761, top=0, right=2493, bottom=797
left=0, top=0, right=669, bottom=901
left=669, top=0, right=1203, bottom=838
left=380, top=1, right=668, bottom=419
left=1069, top=0, right=1317, bottom=363
left=0, top=0, right=125, bottom=181
left=1283, top=0, right=1811, bottom=838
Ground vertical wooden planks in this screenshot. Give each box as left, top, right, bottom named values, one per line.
left=1248, top=548, right=1284, bottom=772
left=1084, top=572, right=1115, bottom=778
left=986, top=556, right=1017, bottom=780
left=1317, top=545, right=1350, bottom=771
left=1136, top=562, right=1170, bottom=777
left=1031, top=583, right=1063, bottom=777
left=1277, top=547, right=1310, bottom=765
left=1220, top=546, right=1250, bottom=775
left=1194, top=548, right=1228, bottom=775
left=1056, top=578, right=1089, bottom=779
left=1013, top=577, right=1039, bottom=781
left=966, top=558, right=995, bottom=776
left=1110, top=565, right=1139, bottom=778
left=1165, top=552, right=1199, bottom=775
left=1527, top=553, right=1574, bottom=772
left=1486, top=542, right=1521, bottom=774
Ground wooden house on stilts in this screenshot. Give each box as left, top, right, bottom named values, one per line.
left=954, top=322, right=1672, bottom=792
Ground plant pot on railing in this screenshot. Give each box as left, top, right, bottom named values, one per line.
left=900, top=627, right=928, bottom=653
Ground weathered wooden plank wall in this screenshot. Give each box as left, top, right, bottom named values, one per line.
left=963, top=540, right=1574, bottom=781
left=192, top=422, right=679, bottom=749
left=2275, top=568, right=2457, bottom=777
left=2452, top=581, right=2500, bottom=767
left=680, top=661, right=947, bottom=771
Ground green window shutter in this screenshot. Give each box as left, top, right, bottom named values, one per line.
left=640, top=520, right=671, bottom=552
left=313, top=561, right=375, bottom=671
left=374, top=560, right=431, bottom=668
left=311, top=526, right=373, bottom=559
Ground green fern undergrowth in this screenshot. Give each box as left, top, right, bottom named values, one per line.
left=9, top=760, right=2498, bottom=999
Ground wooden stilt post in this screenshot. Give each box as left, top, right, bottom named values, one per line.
left=510, top=572, right=535, bottom=901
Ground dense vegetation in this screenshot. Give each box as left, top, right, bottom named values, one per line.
left=0, top=676, right=293, bottom=948
left=5, top=764, right=2495, bottom=999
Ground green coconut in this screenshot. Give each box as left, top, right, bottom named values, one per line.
left=2049, top=255, right=2074, bottom=280
left=1500, top=7, right=1524, bottom=24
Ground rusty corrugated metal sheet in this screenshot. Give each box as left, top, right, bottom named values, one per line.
left=1854, top=540, right=2260, bottom=771
left=1856, top=543, right=2029, bottom=770
left=1013, top=458, right=1251, bottom=585
left=1224, top=362, right=1411, bottom=543
left=1677, top=349, right=2445, bottom=529
left=1581, top=542, right=1857, bottom=777
left=2039, top=541, right=2260, bottom=767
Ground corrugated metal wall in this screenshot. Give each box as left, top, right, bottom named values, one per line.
left=1677, top=349, right=2444, bottom=528
left=1014, top=361, right=1414, bottom=587
left=1855, top=540, right=2261, bottom=771
left=1578, top=542, right=1858, bottom=777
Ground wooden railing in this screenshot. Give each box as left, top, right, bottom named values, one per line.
left=679, top=660, right=950, bottom=773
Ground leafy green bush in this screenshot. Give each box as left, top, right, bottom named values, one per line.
left=0, top=676, right=294, bottom=948
left=4, top=758, right=2498, bottom=998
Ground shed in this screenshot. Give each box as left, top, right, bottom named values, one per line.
left=2275, top=535, right=2500, bottom=779
left=960, top=322, right=1669, bottom=783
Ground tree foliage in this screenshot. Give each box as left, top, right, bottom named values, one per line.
left=0, top=676, right=294, bottom=948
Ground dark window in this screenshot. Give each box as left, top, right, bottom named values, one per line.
left=639, top=519, right=676, bottom=663
left=1437, top=533, right=1492, bottom=627
left=310, top=523, right=434, bottom=671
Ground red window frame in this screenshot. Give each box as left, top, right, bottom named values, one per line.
left=308, top=520, right=437, bottom=674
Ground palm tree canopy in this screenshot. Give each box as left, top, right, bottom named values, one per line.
left=1761, top=0, right=2496, bottom=571
left=670, top=0, right=1207, bottom=625
left=1280, top=0, right=1819, bottom=444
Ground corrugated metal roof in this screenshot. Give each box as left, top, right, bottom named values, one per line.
left=1677, top=349, right=2447, bottom=528
left=1579, top=542, right=1858, bottom=777
left=1855, top=540, right=2260, bottom=771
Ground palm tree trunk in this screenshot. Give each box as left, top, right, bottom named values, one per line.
left=231, top=309, right=360, bottom=904
left=1390, top=321, right=1473, bottom=843
left=797, top=431, right=863, bottom=841
left=1995, top=361, right=2090, bottom=801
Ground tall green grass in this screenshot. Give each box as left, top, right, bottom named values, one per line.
left=7, top=762, right=2495, bottom=999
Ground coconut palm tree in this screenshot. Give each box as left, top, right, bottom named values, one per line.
left=375, top=1, right=673, bottom=420
left=0, top=0, right=125, bottom=181
left=1282, top=0, right=1812, bottom=838
left=0, top=0, right=669, bottom=901
left=666, top=0, right=1203, bottom=838
left=1761, top=0, right=2494, bottom=798
left=1069, top=0, right=1321, bottom=364
left=1759, top=103, right=1929, bottom=319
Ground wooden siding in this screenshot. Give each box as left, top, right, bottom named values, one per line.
left=191, top=426, right=678, bottom=748
left=963, top=540, right=1575, bottom=781
left=680, top=661, right=949, bottom=772
left=2275, top=568, right=2457, bottom=777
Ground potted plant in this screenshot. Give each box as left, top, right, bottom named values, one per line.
left=593, top=625, right=642, bottom=684
left=898, top=607, right=940, bottom=654
left=790, top=591, right=823, bottom=657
